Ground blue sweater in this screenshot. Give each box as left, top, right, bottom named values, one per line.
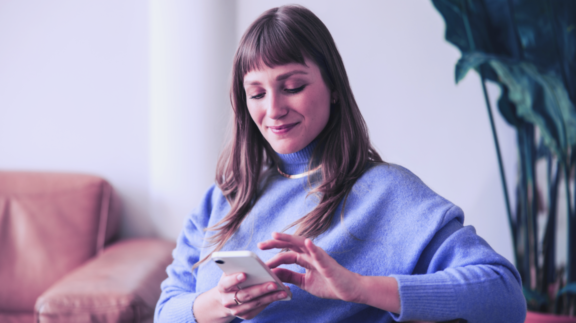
left=155, top=143, right=526, bottom=322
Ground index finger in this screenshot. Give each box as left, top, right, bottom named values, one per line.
left=258, top=239, right=302, bottom=252
left=258, top=232, right=307, bottom=253
left=271, top=232, right=307, bottom=244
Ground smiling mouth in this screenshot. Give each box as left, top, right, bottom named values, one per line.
left=268, top=122, right=299, bottom=134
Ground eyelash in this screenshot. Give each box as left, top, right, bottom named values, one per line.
left=285, top=85, right=306, bottom=94
left=249, top=85, right=306, bottom=100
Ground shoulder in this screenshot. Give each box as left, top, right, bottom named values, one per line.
left=357, top=162, right=426, bottom=189
left=328, top=163, right=468, bottom=274
left=354, top=162, right=442, bottom=203
left=348, top=162, right=464, bottom=227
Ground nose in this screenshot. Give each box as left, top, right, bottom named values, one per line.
left=266, top=91, right=288, bottom=120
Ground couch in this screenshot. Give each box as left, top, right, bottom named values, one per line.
left=0, top=171, right=175, bottom=323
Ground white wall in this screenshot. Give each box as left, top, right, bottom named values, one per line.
left=148, top=0, right=236, bottom=239
left=0, top=1, right=517, bottom=263
left=0, top=0, right=154, bottom=237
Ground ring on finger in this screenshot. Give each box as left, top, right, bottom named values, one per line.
left=233, top=289, right=243, bottom=305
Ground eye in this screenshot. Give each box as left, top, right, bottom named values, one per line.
left=249, top=92, right=265, bottom=100
left=285, top=85, right=306, bottom=94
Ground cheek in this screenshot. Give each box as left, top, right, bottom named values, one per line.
left=317, top=105, right=330, bottom=131
left=306, top=94, right=331, bottom=129
left=246, top=103, right=263, bottom=126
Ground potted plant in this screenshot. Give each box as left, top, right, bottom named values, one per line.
left=432, top=0, right=576, bottom=321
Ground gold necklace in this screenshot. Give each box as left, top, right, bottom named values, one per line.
left=276, top=165, right=322, bottom=179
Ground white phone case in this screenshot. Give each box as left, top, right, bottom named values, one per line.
left=211, top=251, right=292, bottom=301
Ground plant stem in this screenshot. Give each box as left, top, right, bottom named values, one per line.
left=564, top=162, right=574, bottom=283
left=520, top=125, right=537, bottom=289
left=565, top=154, right=575, bottom=314
left=572, top=155, right=576, bottom=285
left=527, top=125, right=538, bottom=289
left=542, top=158, right=560, bottom=303
left=479, top=66, right=518, bottom=268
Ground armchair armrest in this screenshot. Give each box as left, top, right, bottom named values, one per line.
left=35, top=239, right=175, bottom=323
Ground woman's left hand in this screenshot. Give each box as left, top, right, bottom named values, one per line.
left=258, top=232, right=363, bottom=303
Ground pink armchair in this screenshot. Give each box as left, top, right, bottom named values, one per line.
left=0, top=172, right=175, bottom=323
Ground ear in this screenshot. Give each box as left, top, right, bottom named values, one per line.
left=331, top=91, right=339, bottom=104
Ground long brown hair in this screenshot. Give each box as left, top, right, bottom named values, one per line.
left=195, top=5, right=383, bottom=267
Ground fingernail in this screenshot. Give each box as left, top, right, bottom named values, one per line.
left=237, top=274, right=245, bottom=281
left=267, top=283, right=276, bottom=291
left=278, top=292, right=287, bottom=299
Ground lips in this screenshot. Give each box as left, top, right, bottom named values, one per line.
left=268, top=122, right=299, bottom=134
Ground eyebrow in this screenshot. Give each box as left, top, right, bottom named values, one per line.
left=244, top=70, right=309, bottom=86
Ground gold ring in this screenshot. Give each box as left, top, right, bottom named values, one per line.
left=233, top=289, right=242, bottom=305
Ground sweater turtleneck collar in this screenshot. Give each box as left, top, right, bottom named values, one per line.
left=275, top=140, right=318, bottom=176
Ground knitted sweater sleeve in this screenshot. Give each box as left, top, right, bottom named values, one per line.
left=154, top=185, right=217, bottom=323
left=390, top=211, right=527, bottom=323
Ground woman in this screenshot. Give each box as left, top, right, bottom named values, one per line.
left=155, top=5, right=526, bottom=323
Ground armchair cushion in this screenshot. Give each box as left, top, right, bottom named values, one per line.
left=35, top=239, right=175, bottom=323
left=0, top=172, right=120, bottom=313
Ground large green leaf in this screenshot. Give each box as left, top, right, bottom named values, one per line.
left=433, top=0, right=576, bottom=159
left=489, top=60, right=575, bottom=159
left=520, top=63, right=576, bottom=153
left=454, top=52, right=576, bottom=159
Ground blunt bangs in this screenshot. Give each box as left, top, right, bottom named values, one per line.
left=237, top=12, right=309, bottom=77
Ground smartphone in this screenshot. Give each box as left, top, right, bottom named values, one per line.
left=211, top=250, right=291, bottom=301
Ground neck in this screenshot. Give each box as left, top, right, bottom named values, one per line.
left=275, top=141, right=318, bottom=175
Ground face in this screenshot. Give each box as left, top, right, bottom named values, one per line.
left=243, top=58, right=333, bottom=155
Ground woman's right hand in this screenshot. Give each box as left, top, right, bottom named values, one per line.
left=193, top=272, right=289, bottom=322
